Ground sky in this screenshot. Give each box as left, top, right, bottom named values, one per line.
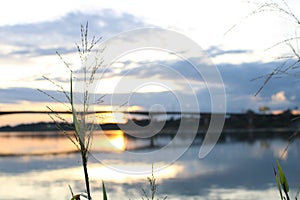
left=1, top=0, right=300, bottom=125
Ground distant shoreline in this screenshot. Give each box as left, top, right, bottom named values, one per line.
left=1, top=109, right=300, bottom=134
left=1, top=110, right=299, bottom=132
left=0, top=121, right=298, bottom=134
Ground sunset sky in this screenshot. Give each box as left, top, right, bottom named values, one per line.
left=1, top=0, right=300, bottom=126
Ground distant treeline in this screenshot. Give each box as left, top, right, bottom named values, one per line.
left=0, top=110, right=299, bottom=132
left=222, top=110, right=300, bottom=129
left=0, top=122, right=120, bottom=132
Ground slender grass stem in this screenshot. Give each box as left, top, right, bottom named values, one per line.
left=81, top=148, right=91, bottom=200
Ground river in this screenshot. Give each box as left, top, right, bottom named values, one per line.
left=0, top=130, right=299, bottom=199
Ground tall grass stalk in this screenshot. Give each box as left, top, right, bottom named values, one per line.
left=42, top=22, right=103, bottom=199
left=65, top=22, right=103, bottom=200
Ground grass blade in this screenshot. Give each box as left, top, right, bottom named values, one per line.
left=274, top=167, right=284, bottom=200
left=276, top=159, right=290, bottom=200
left=102, top=181, right=108, bottom=200
left=276, top=160, right=289, bottom=193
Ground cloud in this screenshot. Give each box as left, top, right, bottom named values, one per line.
left=0, top=87, right=66, bottom=104
left=212, top=61, right=300, bottom=111
left=0, top=9, right=148, bottom=91
left=0, top=10, right=146, bottom=58
left=95, top=55, right=300, bottom=109
left=271, top=91, right=286, bottom=102
left=8, top=47, right=74, bottom=57
left=1, top=58, right=299, bottom=113
left=207, top=46, right=252, bottom=58
left=0, top=9, right=299, bottom=113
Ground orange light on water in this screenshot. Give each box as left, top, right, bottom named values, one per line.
left=105, top=130, right=126, bottom=151
left=0, top=130, right=127, bottom=155
left=0, top=134, right=76, bottom=155
left=109, top=134, right=126, bottom=151
left=91, top=130, right=126, bottom=152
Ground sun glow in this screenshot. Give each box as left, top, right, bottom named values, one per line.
left=106, top=130, right=126, bottom=151
left=0, top=130, right=128, bottom=155
left=109, top=135, right=126, bottom=150
left=90, top=130, right=126, bottom=152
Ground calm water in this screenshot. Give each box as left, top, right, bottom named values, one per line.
left=0, top=130, right=299, bottom=200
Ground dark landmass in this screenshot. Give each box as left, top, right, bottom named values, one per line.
left=0, top=122, right=70, bottom=132
left=0, top=109, right=299, bottom=133
left=0, top=122, right=120, bottom=132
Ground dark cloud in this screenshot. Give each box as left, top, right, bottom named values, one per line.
left=0, top=87, right=66, bottom=104
left=9, top=47, right=74, bottom=57
left=99, top=58, right=212, bottom=84
left=114, top=59, right=200, bottom=80
left=218, top=61, right=300, bottom=111
left=207, top=46, right=251, bottom=57
left=91, top=55, right=300, bottom=108
left=0, top=10, right=146, bottom=58
left=218, top=61, right=300, bottom=96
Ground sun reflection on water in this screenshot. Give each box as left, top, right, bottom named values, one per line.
left=91, top=130, right=126, bottom=152
left=109, top=134, right=126, bottom=151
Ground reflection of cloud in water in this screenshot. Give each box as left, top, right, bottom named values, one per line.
left=205, top=188, right=278, bottom=200
left=271, top=141, right=289, bottom=160
left=249, top=139, right=290, bottom=160
left=0, top=162, right=183, bottom=199
left=87, top=163, right=184, bottom=183
left=173, top=160, right=227, bottom=180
